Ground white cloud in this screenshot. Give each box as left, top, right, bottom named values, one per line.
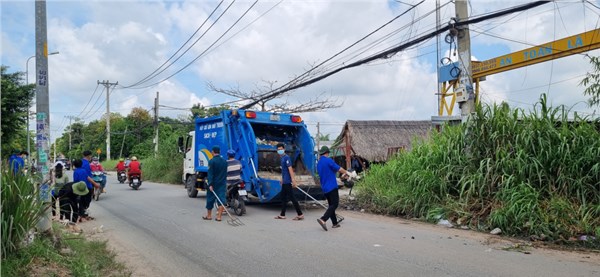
left=2, top=0, right=599, bottom=141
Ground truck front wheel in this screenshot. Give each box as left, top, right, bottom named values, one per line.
left=187, top=175, right=198, bottom=198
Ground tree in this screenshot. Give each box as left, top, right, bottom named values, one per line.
left=317, top=134, right=330, bottom=141
left=581, top=55, right=600, bottom=107
left=206, top=78, right=342, bottom=113
left=190, top=103, right=229, bottom=119
left=1, top=66, right=34, bottom=156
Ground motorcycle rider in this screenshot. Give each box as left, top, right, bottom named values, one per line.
left=226, top=149, right=245, bottom=214
left=90, top=157, right=107, bottom=193
left=115, top=158, right=127, bottom=182
left=226, top=150, right=242, bottom=186
left=127, top=156, right=142, bottom=182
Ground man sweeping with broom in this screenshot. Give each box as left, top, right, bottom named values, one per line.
left=316, top=146, right=350, bottom=231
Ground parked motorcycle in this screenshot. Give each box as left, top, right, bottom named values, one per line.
left=129, top=173, right=142, bottom=190
left=92, top=171, right=106, bottom=201
left=117, top=170, right=126, bottom=183
left=227, top=180, right=247, bottom=216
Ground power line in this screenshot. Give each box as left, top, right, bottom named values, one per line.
left=241, top=1, right=552, bottom=110
left=131, top=0, right=260, bottom=90
left=122, top=0, right=232, bottom=89
left=75, top=83, right=100, bottom=118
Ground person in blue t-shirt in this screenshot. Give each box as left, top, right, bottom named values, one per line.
left=76, top=150, right=100, bottom=221
left=274, top=143, right=304, bottom=221
left=8, top=150, right=28, bottom=175
left=316, top=146, right=349, bottom=231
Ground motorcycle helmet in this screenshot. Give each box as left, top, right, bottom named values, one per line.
left=92, top=157, right=99, bottom=162
left=226, top=149, right=236, bottom=158
left=131, top=156, right=138, bottom=161
left=119, top=158, right=124, bottom=162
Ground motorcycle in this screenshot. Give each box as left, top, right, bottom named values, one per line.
left=129, top=173, right=142, bottom=190
left=117, top=170, right=126, bottom=183
left=91, top=171, right=106, bottom=201
left=227, top=180, right=247, bottom=216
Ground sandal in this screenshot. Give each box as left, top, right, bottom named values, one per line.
left=202, top=216, right=212, bottom=220
left=292, top=215, right=304, bottom=221
left=215, top=218, right=222, bottom=222
left=332, top=224, right=341, bottom=228
left=274, top=215, right=286, bottom=219
left=317, top=218, right=328, bottom=231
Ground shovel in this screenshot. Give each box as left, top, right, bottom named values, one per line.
left=211, top=189, right=244, bottom=226
left=296, top=187, right=344, bottom=223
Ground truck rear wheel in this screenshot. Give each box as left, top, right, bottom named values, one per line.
left=187, top=175, right=198, bottom=198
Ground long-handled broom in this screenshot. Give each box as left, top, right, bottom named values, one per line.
left=296, top=187, right=344, bottom=223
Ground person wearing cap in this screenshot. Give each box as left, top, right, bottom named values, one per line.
left=127, top=156, right=142, bottom=182
left=56, top=181, right=89, bottom=223
left=203, top=146, right=227, bottom=221
left=274, top=143, right=304, bottom=221
left=226, top=149, right=242, bottom=186
left=316, top=146, right=349, bottom=231
left=115, top=158, right=127, bottom=171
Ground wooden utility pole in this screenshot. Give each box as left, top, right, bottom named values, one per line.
left=455, top=0, right=475, bottom=119
left=119, top=125, right=128, bottom=159
left=154, top=91, right=159, bottom=157
left=97, top=80, right=118, bottom=160
left=316, top=122, right=320, bottom=153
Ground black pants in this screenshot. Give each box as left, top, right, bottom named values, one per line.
left=320, top=188, right=339, bottom=225
left=80, top=189, right=93, bottom=217
left=280, top=183, right=302, bottom=217
left=60, top=197, right=79, bottom=223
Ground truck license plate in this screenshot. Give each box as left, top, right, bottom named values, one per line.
left=238, top=190, right=247, bottom=196
left=270, top=114, right=280, bottom=121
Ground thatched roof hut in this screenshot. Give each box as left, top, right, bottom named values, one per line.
left=332, top=120, right=432, bottom=166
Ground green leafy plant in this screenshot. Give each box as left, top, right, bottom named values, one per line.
left=1, top=166, right=46, bottom=257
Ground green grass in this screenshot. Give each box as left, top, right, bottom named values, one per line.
left=1, top=167, right=45, bottom=257
left=1, top=223, right=131, bottom=277
left=141, top=133, right=183, bottom=184
left=101, top=159, right=119, bottom=171
left=355, top=94, right=600, bottom=244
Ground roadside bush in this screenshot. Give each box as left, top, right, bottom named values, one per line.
left=142, top=132, right=184, bottom=184
left=1, top=167, right=46, bottom=257
left=355, top=94, right=600, bottom=242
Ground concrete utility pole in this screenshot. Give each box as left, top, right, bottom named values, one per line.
left=26, top=52, right=58, bottom=162
left=35, top=0, right=52, bottom=232
left=454, top=0, right=475, bottom=119
left=154, top=91, right=159, bottom=157
left=97, top=80, right=118, bottom=160
left=65, top=115, right=78, bottom=160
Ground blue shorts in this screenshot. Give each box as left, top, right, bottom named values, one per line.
left=206, top=185, right=226, bottom=210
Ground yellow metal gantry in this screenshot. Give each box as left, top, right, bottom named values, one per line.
left=439, top=28, right=600, bottom=116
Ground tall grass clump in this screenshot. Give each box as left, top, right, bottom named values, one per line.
left=142, top=132, right=184, bottom=184
left=355, top=94, right=600, bottom=242
left=1, top=166, right=46, bottom=257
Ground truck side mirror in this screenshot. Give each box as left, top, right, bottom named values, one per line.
left=177, top=136, right=184, bottom=153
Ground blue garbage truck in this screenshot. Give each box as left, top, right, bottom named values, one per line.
left=179, top=109, right=322, bottom=203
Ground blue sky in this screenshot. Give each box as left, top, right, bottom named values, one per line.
left=2, top=0, right=600, bottom=142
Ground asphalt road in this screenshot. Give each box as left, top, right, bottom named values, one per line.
left=85, top=177, right=600, bottom=277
